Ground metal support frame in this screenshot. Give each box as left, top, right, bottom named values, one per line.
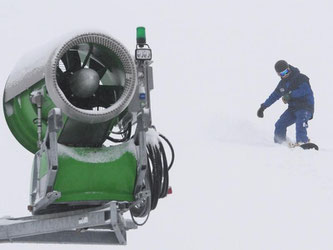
left=0, top=202, right=136, bottom=245
left=30, top=108, right=63, bottom=214
left=124, top=58, right=155, bottom=219
left=30, top=89, right=44, bottom=148
left=133, top=60, right=153, bottom=195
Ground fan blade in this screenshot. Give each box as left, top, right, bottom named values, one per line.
left=61, top=50, right=81, bottom=72
left=89, top=58, right=107, bottom=79
left=56, top=67, right=72, bottom=98
left=56, top=67, right=66, bottom=84
left=95, top=85, right=123, bottom=107
left=81, top=45, right=93, bottom=68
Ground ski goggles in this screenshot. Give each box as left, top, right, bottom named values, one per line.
left=279, top=68, right=290, bottom=77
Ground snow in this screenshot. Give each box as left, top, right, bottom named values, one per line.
left=58, top=140, right=137, bottom=163
left=0, top=218, right=23, bottom=226
left=1, top=1, right=333, bottom=250
left=146, top=127, right=161, bottom=147
left=4, top=30, right=114, bottom=102
left=4, top=39, right=56, bottom=101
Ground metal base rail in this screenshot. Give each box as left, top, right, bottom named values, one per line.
left=0, top=202, right=136, bottom=245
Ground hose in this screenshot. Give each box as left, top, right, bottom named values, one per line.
left=158, top=133, right=175, bottom=171
left=130, top=128, right=175, bottom=226
left=107, top=122, right=132, bottom=143
left=146, top=131, right=174, bottom=210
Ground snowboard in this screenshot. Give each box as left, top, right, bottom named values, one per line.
left=289, top=142, right=319, bottom=151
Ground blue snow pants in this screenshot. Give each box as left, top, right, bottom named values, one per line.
left=274, top=109, right=312, bottom=143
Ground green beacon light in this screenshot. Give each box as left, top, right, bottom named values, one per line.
left=135, top=27, right=152, bottom=60
left=136, top=27, right=146, bottom=46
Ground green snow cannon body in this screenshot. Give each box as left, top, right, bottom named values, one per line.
left=41, top=142, right=138, bottom=203
left=3, top=32, right=153, bottom=215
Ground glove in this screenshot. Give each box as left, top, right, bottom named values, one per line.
left=257, top=105, right=266, bottom=118
left=282, top=93, right=291, bottom=104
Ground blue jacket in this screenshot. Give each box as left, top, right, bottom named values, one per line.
left=262, top=65, right=314, bottom=116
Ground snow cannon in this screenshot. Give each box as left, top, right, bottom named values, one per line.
left=4, top=32, right=137, bottom=153
left=0, top=28, right=174, bottom=245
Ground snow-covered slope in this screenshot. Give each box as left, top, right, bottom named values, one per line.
left=1, top=1, right=333, bottom=250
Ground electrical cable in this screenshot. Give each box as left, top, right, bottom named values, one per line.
left=145, top=131, right=174, bottom=210
left=130, top=207, right=150, bottom=226
left=107, top=122, right=132, bottom=143
left=130, top=128, right=175, bottom=225
left=159, top=141, right=169, bottom=198
left=158, top=133, right=175, bottom=170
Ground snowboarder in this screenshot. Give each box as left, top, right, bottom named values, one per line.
left=257, top=60, right=315, bottom=147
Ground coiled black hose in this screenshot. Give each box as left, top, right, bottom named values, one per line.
left=130, top=129, right=175, bottom=225
left=146, top=132, right=174, bottom=210
left=158, top=133, right=175, bottom=171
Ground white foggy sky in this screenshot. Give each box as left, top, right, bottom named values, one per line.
left=1, top=0, right=333, bottom=249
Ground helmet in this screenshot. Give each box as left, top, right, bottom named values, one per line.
left=274, top=60, right=289, bottom=73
